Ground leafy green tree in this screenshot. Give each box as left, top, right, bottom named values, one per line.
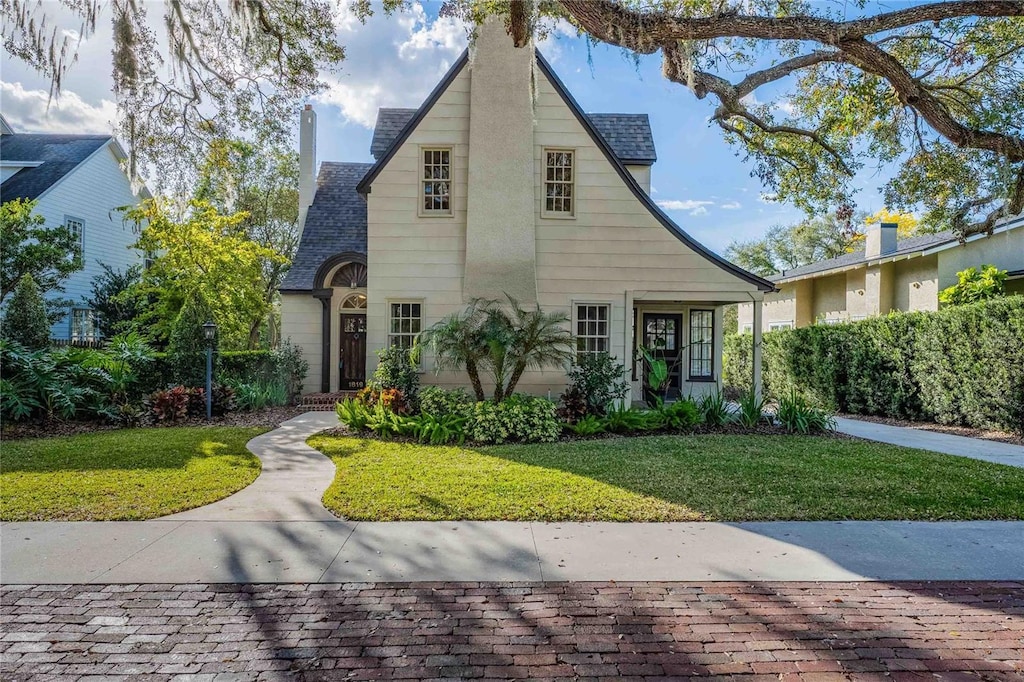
left=86, top=264, right=147, bottom=339
left=126, top=199, right=286, bottom=349
left=938, top=265, right=1009, bottom=306
left=1, top=199, right=80, bottom=302
left=1, top=274, right=51, bottom=350
left=726, top=213, right=863, bottom=277
left=168, top=294, right=218, bottom=388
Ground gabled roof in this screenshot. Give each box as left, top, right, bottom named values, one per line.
left=371, top=107, right=657, bottom=165
left=1, top=133, right=112, bottom=201
left=280, top=162, right=373, bottom=292
left=773, top=216, right=1024, bottom=283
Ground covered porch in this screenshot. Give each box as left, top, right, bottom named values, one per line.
left=626, top=290, right=764, bottom=404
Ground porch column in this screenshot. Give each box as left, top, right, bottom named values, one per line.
left=752, top=299, right=764, bottom=401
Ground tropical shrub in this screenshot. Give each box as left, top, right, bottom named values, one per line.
left=567, top=414, right=606, bottom=436
left=376, top=388, right=411, bottom=415
left=405, top=412, right=469, bottom=445
left=370, top=346, right=420, bottom=402
left=336, top=397, right=371, bottom=431
left=149, top=386, right=190, bottom=422
left=469, top=395, right=560, bottom=444
left=418, top=385, right=473, bottom=418
left=775, top=390, right=836, bottom=434
left=230, top=379, right=289, bottom=411
left=938, top=264, right=1008, bottom=306
left=365, top=401, right=409, bottom=439
left=736, top=387, right=768, bottom=428
left=219, top=341, right=308, bottom=403
left=561, top=353, right=629, bottom=417
left=1, top=274, right=50, bottom=349
left=651, top=398, right=703, bottom=431
left=698, top=390, right=732, bottom=426
left=603, top=402, right=656, bottom=434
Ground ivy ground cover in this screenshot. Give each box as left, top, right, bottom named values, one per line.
left=311, top=434, right=1024, bottom=522
left=1, top=427, right=265, bottom=521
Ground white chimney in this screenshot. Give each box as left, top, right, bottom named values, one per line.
left=298, top=104, right=317, bottom=236
left=865, top=221, right=898, bottom=258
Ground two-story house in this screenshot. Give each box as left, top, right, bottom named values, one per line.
left=279, top=20, right=774, bottom=403
left=1, top=114, right=150, bottom=342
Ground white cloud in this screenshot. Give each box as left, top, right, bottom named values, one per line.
left=720, top=201, right=742, bottom=210
left=535, top=18, right=577, bottom=61
left=657, top=199, right=713, bottom=211
left=690, top=206, right=708, bottom=216
left=0, top=80, right=116, bottom=134
left=315, top=2, right=469, bottom=128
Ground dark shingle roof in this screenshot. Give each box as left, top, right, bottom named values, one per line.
left=280, top=162, right=373, bottom=291
left=369, top=108, right=657, bottom=165
left=1, top=133, right=111, bottom=201
left=774, top=231, right=957, bottom=281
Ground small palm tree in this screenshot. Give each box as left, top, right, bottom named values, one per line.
left=420, top=300, right=489, bottom=401
left=499, top=296, right=573, bottom=401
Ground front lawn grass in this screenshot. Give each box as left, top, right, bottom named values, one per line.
left=311, top=434, right=1024, bottom=521
left=1, top=427, right=265, bottom=521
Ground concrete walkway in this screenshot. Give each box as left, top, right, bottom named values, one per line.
left=834, top=416, right=1024, bottom=467
left=3, top=519, right=1023, bottom=584
left=162, top=411, right=339, bottom=521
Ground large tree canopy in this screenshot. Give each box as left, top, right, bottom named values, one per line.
left=5, top=0, right=1023, bottom=234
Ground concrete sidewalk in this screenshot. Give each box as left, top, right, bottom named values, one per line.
left=3, top=519, right=1022, bottom=584
left=834, top=416, right=1024, bottom=467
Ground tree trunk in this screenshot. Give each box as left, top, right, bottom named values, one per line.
left=465, top=359, right=486, bottom=402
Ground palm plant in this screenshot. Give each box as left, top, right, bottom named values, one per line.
left=420, top=300, right=489, bottom=401
left=500, top=296, right=573, bottom=402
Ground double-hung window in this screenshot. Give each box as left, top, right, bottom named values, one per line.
left=65, top=216, right=84, bottom=262
left=688, top=309, right=714, bottom=380
left=421, top=148, right=451, bottom=213
left=388, top=301, right=422, bottom=350
left=71, top=308, right=96, bottom=342
left=543, top=149, right=574, bottom=216
left=575, top=304, right=609, bottom=358
left=768, top=321, right=793, bottom=331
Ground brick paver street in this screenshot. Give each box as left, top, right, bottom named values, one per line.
left=2, top=581, right=1022, bottom=681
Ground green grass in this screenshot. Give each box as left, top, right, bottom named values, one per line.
left=1, top=427, right=266, bottom=521
left=310, top=434, right=1024, bottom=521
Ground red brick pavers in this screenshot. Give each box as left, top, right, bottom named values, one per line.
left=2, top=581, right=1022, bottom=681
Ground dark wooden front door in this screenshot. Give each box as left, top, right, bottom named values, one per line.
left=642, top=313, right=682, bottom=398
left=340, top=313, right=367, bottom=390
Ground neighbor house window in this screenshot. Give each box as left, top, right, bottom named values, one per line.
left=421, top=148, right=451, bottom=213
left=768, top=321, right=793, bottom=331
left=575, top=304, right=610, bottom=357
left=544, top=149, right=574, bottom=216
left=688, top=309, right=714, bottom=380
left=740, top=324, right=753, bottom=334
left=388, top=301, right=422, bottom=350
left=65, top=216, right=84, bottom=262
left=71, top=308, right=96, bottom=342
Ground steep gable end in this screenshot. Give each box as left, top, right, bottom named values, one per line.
left=1, top=134, right=111, bottom=201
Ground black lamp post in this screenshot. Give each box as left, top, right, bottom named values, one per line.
left=202, top=321, right=217, bottom=419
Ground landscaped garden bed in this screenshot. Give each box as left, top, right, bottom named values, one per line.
left=310, top=433, right=1024, bottom=522
left=0, top=426, right=265, bottom=521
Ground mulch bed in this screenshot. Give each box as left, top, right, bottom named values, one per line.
left=1, top=406, right=306, bottom=441
left=840, top=413, right=1024, bottom=446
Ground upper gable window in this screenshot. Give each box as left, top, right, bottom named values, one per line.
left=65, top=216, right=84, bottom=262
left=421, top=148, right=451, bottom=214
left=544, top=149, right=574, bottom=217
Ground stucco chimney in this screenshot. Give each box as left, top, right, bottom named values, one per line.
left=298, top=104, right=317, bottom=236
left=865, top=221, right=898, bottom=258
left=463, top=17, right=538, bottom=302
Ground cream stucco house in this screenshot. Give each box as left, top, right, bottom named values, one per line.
left=279, top=21, right=774, bottom=403
left=736, top=216, right=1024, bottom=332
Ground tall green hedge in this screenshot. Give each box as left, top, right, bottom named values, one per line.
left=723, top=296, right=1024, bottom=431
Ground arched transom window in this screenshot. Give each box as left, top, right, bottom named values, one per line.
left=340, top=293, right=367, bottom=310
left=330, top=262, right=368, bottom=289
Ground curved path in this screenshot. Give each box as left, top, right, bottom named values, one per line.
left=163, top=411, right=340, bottom=521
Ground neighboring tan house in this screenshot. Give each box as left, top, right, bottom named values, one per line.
left=1, top=114, right=150, bottom=342
left=279, top=20, right=774, bottom=402
left=737, top=215, right=1024, bottom=332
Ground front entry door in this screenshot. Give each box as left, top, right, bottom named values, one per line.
left=642, top=313, right=682, bottom=398
left=340, top=313, right=367, bottom=390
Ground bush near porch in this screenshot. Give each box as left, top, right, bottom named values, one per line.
left=723, top=296, right=1024, bottom=433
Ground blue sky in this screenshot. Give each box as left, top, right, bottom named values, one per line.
left=0, top=1, right=896, bottom=254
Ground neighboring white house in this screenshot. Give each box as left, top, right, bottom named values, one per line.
left=1, top=114, right=150, bottom=342
left=736, top=215, right=1024, bottom=332
left=279, top=20, right=774, bottom=402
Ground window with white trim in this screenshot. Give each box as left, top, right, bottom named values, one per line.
left=65, top=216, right=84, bottom=262
left=71, top=308, right=96, bottom=342
left=575, top=304, right=610, bottom=357
left=421, top=148, right=451, bottom=213
left=543, top=149, right=574, bottom=215
left=740, top=324, right=753, bottom=334
left=388, top=301, right=422, bottom=350
left=768, top=321, right=793, bottom=331
left=688, top=309, right=714, bottom=380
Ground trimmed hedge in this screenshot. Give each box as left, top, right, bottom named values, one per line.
left=723, top=296, right=1024, bottom=432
